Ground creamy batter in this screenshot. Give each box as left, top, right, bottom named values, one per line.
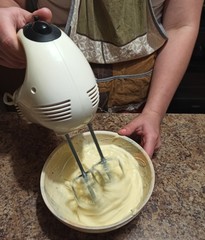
left=42, top=133, right=151, bottom=228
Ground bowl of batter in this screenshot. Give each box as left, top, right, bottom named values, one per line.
left=40, top=131, right=155, bottom=233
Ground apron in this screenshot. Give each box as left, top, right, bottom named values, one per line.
left=26, top=0, right=167, bottom=112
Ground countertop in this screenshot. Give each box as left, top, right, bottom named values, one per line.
left=0, top=112, right=205, bottom=240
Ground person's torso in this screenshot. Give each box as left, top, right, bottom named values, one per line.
left=37, top=0, right=166, bottom=27
left=27, top=0, right=167, bottom=110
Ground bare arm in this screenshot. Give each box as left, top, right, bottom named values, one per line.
left=143, top=0, right=203, bottom=118
left=119, top=0, right=204, bottom=157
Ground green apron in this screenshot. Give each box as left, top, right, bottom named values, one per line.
left=26, top=0, right=167, bottom=112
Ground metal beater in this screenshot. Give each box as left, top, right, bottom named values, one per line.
left=65, top=123, right=124, bottom=203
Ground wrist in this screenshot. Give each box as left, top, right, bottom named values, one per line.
left=142, top=105, right=165, bottom=124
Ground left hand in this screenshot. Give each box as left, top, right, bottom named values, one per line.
left=118, top=110, right=162, bottom=158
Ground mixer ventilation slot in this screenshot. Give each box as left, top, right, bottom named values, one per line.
left=87, top=84, right=99, bottom=107
left=15, top=105, right=28, bottom=121
left=34, top=99, right=72, bottom=122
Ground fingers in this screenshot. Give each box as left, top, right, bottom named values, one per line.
left=141, top=135, right=161, bottom=158
left=118, top=118, right=141, bottom=136
left=0, top=7, right=52, bottom=69
left=0, top=24, right=26, bottom=68
left=118, top=115, right=161, bottom=158
left=0, top=56, right=25, bottom=69
left=0, top=38, right=26, bottom=68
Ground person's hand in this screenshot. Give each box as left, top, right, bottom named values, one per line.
left=0, top=7, right=52, bottom=69
left=118, top=110, right=162, bottom=158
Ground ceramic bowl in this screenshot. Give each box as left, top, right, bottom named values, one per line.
left=40, top=131, right=155, bottom=233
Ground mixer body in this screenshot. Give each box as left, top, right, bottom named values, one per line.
left=3, top=21, right=127, bottom=205
left=6, top=21, right=99, bottom=134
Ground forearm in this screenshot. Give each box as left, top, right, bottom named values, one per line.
left=144, top=26, right=200, bottom=119
left=143, top=0, right=203, bottom=120
left=0, top=0, right=25, bottom=8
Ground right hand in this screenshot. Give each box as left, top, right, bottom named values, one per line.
left=0, top=7, right=52, bottom=69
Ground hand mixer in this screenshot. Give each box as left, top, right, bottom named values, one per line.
left=3, top=18, right=123, bottom=202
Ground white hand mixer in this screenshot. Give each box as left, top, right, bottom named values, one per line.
left=3, top=19, right=123, bottom=202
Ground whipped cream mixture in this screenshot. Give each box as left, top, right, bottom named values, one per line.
left=43, top=137, right=146, bottom=227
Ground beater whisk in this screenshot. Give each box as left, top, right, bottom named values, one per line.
left=65, top=133, right=97, bottom=202
left=65, top=124, right=124, bottom=203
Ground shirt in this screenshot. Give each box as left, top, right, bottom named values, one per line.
left=37, top=0, right=166, bottom=27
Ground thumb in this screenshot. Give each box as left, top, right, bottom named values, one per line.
left=32, top=7, right=52, bottom=22
left=8, top=8, right=52, bottom=67
left=118, top=119, right=141, bottom=136
left=17, top=8, right=53, bottom=49
left=15, top=7, right=53, bottom=29
left=141, top=137, right=155, bottom=158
